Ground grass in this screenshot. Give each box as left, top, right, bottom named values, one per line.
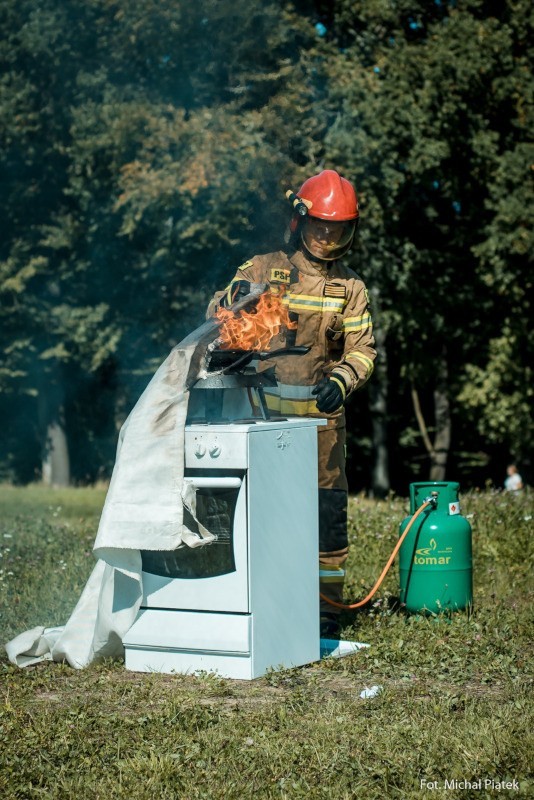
left=1, top=484, right=533, bottom=798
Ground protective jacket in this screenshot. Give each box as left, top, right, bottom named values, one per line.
left=208, top=248, right=375, bottom=415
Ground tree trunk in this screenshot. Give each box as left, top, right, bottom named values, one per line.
left=42, top=419, right=71, bottom=487
left=38, top=380, right=71, bottom=487
left=411, top=350, right=451, bottom=482
left=429, top=354, right=451, bottom=481
left=369, top=318, right=389, bottom=497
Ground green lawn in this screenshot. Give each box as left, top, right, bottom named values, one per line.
left=1, top=485, right=532, bottom=799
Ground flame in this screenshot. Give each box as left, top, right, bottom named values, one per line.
left=215, top=290, right=296, bottom=350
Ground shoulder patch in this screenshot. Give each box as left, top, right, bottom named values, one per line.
left=270, top=268, right=291, bottom=285
left=325, top=282, right=347, bottom=299
left=237, top=260, right=254, bottom=271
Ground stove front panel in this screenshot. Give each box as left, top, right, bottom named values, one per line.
left=185, top=428, right=248, bottom=469
left=125, top=418, right=326, bottom=678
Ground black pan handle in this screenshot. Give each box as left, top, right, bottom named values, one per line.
left=257, top=346, right=310, bottom=361
left=220, top=351, right=255, bottom=373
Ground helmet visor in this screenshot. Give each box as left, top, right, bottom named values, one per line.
left=301, top=217, right=356, bottom=261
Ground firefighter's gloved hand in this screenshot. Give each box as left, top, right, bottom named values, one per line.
left=312, top=375, right=346, bottom=414
left=220, top=280, right=252, bottom=308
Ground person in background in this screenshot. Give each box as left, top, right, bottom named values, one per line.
left=504, top=464, right=523, bottom=493
left=207, top=170, right=376, bottom=638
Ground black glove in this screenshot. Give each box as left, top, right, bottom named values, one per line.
left=312, top=375, right=346, bottom=414
left=220, top=280, right=252, bottom=308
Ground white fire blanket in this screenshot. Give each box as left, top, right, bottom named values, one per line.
left=5, top=324, right=222, bottom=669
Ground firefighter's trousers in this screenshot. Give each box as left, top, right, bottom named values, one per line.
left=318, top=417, right=348, bottom=619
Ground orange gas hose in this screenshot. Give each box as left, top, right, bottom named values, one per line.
left=320, top=499, right=432, bottom=610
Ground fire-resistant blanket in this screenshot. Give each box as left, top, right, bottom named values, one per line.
left=5, top=295, right=264, bottom=669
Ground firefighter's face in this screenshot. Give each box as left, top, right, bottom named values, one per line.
left=301, top=217, right=356, bottom=261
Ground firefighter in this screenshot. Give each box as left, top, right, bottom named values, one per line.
left=208, top=170, right=376, bottom=638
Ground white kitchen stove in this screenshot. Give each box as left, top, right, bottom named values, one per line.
left=123, top=416, right=326, bottom=679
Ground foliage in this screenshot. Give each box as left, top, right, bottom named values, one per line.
left=306, top=0, right=533, bottom=478
left=0, top=0, right=302, bottom=482
left=457, top=327, right=532, bottom=459
left=1, top=486, right=533, bottom=798
left=0, top=0, right=532, bottom=486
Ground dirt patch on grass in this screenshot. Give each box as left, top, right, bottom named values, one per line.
left=28, top=663, right=529, bottom=719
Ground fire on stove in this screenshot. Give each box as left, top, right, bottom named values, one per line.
left=215, top=287, right=296, bottom=351
left=187, top=288, right=309, bottom=424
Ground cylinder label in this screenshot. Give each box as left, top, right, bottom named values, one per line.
left=449, top=502, right=460, bottom=515
left=414, top=538, right=453, bottom=565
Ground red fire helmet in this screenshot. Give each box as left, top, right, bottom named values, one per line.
left=295, top=170, right=359, bottom=260
left=298, top=169, right=359, bottom=222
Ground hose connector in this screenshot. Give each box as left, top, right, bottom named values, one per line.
left=423, top=491, right=439, bottom=508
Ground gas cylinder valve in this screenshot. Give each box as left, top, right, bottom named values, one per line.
left=423, top=492, right=439, bottom=508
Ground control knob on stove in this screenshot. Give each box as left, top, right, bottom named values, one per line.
left=209, top=444, right=222, bottom=458
left=194, top=443, right=206, bottom=459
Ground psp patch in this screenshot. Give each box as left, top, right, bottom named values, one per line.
left=237, top=260, right=253, bottom=271
left=270, top=268, right=291, bottom=284
left=324, top=282, right=347, bottom=299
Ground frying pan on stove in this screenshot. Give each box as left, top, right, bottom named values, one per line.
left=208, top=346, right=310, bottom=373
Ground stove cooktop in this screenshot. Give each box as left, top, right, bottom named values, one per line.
left=186, top=416, right=288, bottom=425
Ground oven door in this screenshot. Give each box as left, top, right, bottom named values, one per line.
left=140, top=475, right=249, bottom=613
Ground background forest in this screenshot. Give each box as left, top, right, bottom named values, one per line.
left=0, top=0, right=532, bottom=494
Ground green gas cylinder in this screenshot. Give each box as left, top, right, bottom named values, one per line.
left=399, top=482, right=473, bottom=614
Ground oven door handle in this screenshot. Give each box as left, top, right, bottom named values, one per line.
left=183, top=477, right=243, bottom=489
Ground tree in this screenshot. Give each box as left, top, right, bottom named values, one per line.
left=1, top=0, right=531, bottom=490
left=0, top=0, right=303, bottom=483
left=302, top=0, right=533, bottom=487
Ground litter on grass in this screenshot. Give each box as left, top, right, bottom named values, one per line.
left=359, top=685, right=383, bottom=699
